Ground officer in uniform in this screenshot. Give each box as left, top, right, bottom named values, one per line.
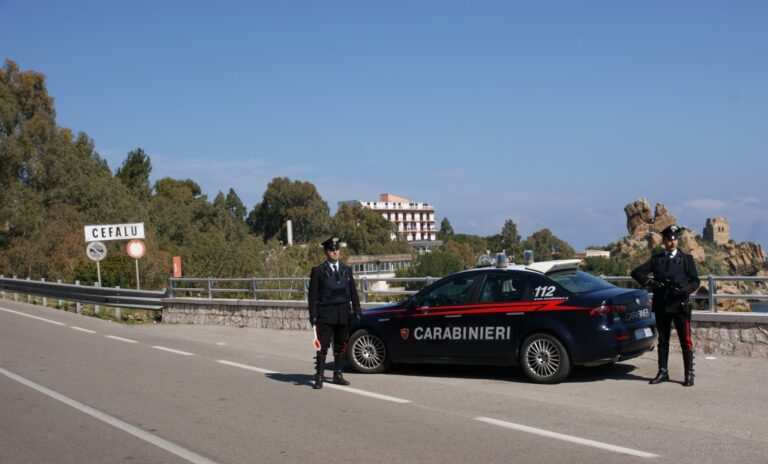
left=308, top=237, right=361, bottom=389
left=632, top=225, right=700, bottom=387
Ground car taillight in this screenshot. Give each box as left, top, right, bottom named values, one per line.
left=589, top=304, right=627, bottom=316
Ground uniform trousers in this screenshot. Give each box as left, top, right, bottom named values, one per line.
left=655, top=310, right=693, bottom=355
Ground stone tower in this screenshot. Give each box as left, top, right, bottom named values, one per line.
left=703, top=217, right=730, bottom=245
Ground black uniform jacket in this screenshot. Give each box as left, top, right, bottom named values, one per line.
left=631, top=250, right=700, bottom=314
left=308, top=261, right=361, bottom=325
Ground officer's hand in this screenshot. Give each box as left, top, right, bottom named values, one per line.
left=351, top=310, right=361, bottom=323
left=309, top=316, right=316, bottom=326
left=672, top=287, right=689, bottom=298
left=646, top=279, right=665, bottom=292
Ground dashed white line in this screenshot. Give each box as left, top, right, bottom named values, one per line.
left=475, top=417, right=659, bottom=459
left=71, top=326, right=97, bottom=334
left=153, top=346, right=194, bottom=356
left=105, top=335, right=138, bottom=344
left=215, top=360, right=411, bottom=403
left=215, top=360, right=278, bottom=374
left=0, top=306, right=66, bottom=326
left=323, top=383, right=411, bottom=403
left=0, top=367, right=220, bottom=464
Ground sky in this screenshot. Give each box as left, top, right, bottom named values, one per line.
left=2, top=0, right=767, bottom=251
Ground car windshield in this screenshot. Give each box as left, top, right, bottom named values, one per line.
left=546, top=270, right=614, bottom=295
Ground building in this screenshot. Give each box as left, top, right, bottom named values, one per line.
left=703, top=217, right=730, bottom=245
left=574, top=249, right=611, bottom=259
left=359, top=193, right=438, bottom=243
left=346, top=254, right=413, bottom=293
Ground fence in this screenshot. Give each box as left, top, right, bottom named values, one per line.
left=168, top=274, right=768, bottom=313
left=0, top=275, right=166, bottom=317
left=3, top=273, right=766, bottom=314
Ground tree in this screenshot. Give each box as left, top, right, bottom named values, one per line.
left=247, top=177, right=330, bottom=243
left=115, top=148, right=152, bottom=201
left=409, top=251, right=462, bottom=277
left=521, top=229, right=575, bottom=261
left=499, top=218, right=522, bottom=261
left=330, top=203, right=409, bottom=255
left=439, top=217, right=454, bottom=238
left=442, top=240, right=476, bottom=269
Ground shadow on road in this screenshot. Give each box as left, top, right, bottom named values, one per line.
left=265, top=372, right=315, bottom=387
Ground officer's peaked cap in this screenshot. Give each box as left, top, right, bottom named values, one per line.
left=661, top=224, right=683, bottom=240
left=321, top=237, right=341, bottom=251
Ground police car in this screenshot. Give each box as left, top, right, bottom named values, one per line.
left=346, top=257, right=656, bottom=383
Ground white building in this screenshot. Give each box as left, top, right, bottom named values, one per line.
left=359, top=193, right=438, bottom=243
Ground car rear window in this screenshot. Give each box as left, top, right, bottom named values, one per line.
left=546, top=270, right=614, bottom=294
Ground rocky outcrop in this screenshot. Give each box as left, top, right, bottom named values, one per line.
left=616, top=198, right=767, bottom=311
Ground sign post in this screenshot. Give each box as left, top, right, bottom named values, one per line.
left=85, top=241, right=107, bottom=287
left=125, top=239, right=147, bottom=290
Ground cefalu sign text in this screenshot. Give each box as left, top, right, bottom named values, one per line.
left=84, top=223, right=145, bottom=242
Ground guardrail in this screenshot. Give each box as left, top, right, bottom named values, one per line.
left=168, top=276, right=440, bottom=302
left=169, top=274, right=768, bottom=313
left=0, top=275, right=166, bottom=311
left=4, top=273, right=765, bottom=314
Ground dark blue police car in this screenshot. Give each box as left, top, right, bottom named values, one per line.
left=346, top=258, right=656, bottom=383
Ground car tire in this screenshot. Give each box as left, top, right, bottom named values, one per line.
left=520, top=333, right=571, bottom=384
left=347, top=329, right=390, bottom=374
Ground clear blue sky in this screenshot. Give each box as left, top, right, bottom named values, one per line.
left=2, top=0, right=766, bottom=251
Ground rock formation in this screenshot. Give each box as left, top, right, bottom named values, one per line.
left=616, top=198, right=767, bottom=311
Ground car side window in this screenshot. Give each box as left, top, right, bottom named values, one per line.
left=418, top=275, right=478, bottom=308
left=478, top=274, right=531, bottom=303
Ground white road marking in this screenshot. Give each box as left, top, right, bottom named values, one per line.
left=71, top=326, right=97, bottom=334
left=475, top=417, right=659, bottom=459
left=215, top=342, right=227, bottom=346
left=153, top=346, right=194, bottom=356
left=0, top=306, right=66, bottom=326
left=323, top=383, right=411, bottom=403
left=215, top=360, right=410, bottom=403
left=215, top=360, right=278, bottom=374
left=105, top=335, right=138, bottom=344
left=0, top=367, right=220, bottom=464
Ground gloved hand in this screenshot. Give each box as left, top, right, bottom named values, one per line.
left=309, top=315, right=316, bottom=326
left=350, top=310, right=361, bottom=323
left=646, top=279, right=665, bottom=292
left=671, top=286, right=689, bottom=298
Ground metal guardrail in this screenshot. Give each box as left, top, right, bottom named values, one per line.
left=0, top=275, right=166, bottom=310
left=169, top=274, right=768, bottom=313
left=168, top=276, right=440, bottom=302
left=4, top=273, right=765, bottom=314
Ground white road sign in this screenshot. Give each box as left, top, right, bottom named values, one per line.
left=84, top=223, right=144, bottom=242
left=85, top=241, right=108, bottom=262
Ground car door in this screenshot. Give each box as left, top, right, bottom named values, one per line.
left=453, top=271, right=533, bottom=360
left=396, top=273, right=482, bottom=359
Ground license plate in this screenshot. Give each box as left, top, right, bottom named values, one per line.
left=625, top=308, right=650, bottom=322
left=635, top=327, right=653, bottom=339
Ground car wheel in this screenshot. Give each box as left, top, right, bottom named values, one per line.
left=520, top=333, right=571, bottom=384
left=347, top=330, right=390, bottom=374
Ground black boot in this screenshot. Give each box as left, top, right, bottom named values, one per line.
left=650, top=347, right=669, bottom=384
left=682, top=350, right=694, bottom=387
left=313, top=353, right=325, bottom=389
left=332, top=352, right=350, bottom=385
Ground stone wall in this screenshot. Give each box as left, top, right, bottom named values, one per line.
left=669, top=313, right=768, bottom=357
left=163, top=298, right=768, bottom=358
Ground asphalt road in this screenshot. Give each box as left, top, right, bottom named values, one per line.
left=2, top=299, right=767, bottom=464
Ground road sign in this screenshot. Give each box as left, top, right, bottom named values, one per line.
left=126, top=239, right=146, bottom=259
left=84, top=223, right=145, bottom=242
left=86, top=242, right=107, bottom=262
